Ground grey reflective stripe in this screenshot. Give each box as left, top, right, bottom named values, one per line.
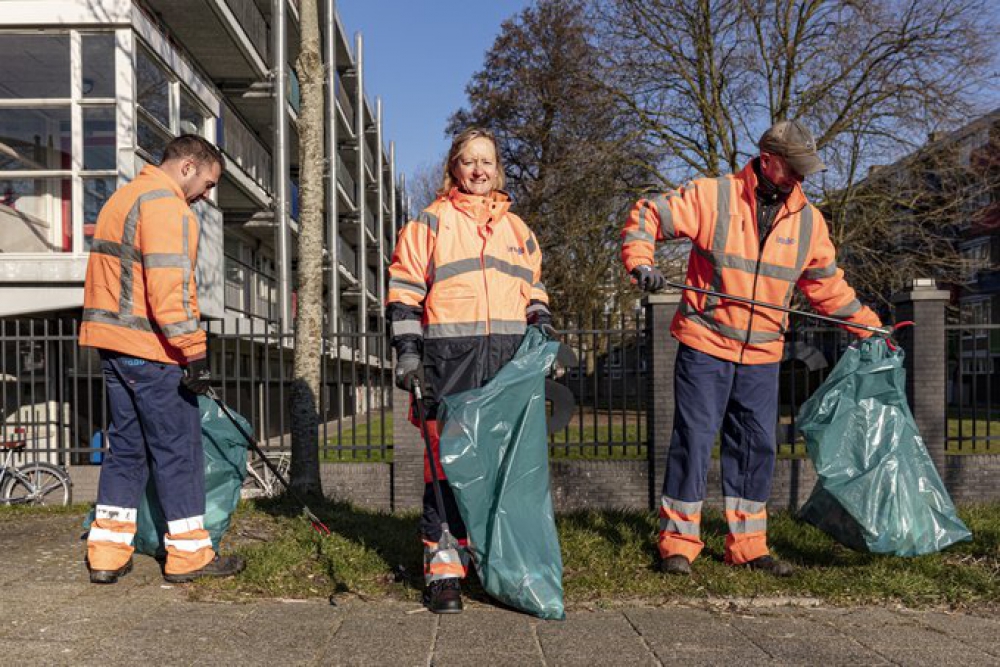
left=82, top=308, right=153, bottom=332
left=526, top=236, right=537, bottom=254
left=425, top=320, right=526, bottom=338
left=801, top=262, right=837, bottom=281
left=143, top=253, right=191, bottom=269
left=90, top=239, right=142, bottom=263
left=533, top=281, right=547, bottom=293
left=728, top=517, right=768, bottom=534
left=660, top=517, right=700, bottom=536
left=724, top=497, right=767, bottom=514
left=435, top=255, right=534, bottom=285
left=434, top=257, right=481, bottom=282
left=388, top=277, right=428, bottom=297
left=415, top=210, right=439, bottom=234
left=833, top=299, right=862, bottom=317
left=651, top=194, right=676, bottom=239
left=490, top=319, right=526, bottom=335
left=426, top=321, right=488, bottom=338
left=624, top=228, right=655, bottom=244
left=120, top=189, right=175, bottom=317
left=526, top=303, right=549, bottom=315
left=680, top=301, right=783, bottom=344
left=393, top=319, right=423, bottom=337
left=180, top=215, right=192, bottom=321
left=662, top=497, right=703, bottom=516
left=160, top=318, right=200, bottom=338
left=693, top=246, right=800, bottom=282
left=697, top=177, right=734, bottom=327
left=424, top=546, right=463, bottom=585
left=485, top=256, right=534, bottom=284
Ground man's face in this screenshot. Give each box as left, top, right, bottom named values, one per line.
left=759, top=152, right=803, bottom=192
left=179, top=159, right=222, bottom=204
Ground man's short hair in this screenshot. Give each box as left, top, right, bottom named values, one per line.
left=161, top=134, right=226, bottom=171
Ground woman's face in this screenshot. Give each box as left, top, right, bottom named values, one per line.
left=452, top=137, right=498, bottom=196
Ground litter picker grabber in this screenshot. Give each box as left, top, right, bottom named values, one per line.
left=410, top=378, right=463, bottom=561
left=206, top=388, right=331, bottom=535
left=657, top=280, right=897, bottom=336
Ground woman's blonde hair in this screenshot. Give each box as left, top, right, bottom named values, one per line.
left=437, top=127, right=506, bottom=197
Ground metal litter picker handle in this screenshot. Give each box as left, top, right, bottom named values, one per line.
left=206, top=388, right=330, bottom=535
left=658, top=280, right=893, bottom=336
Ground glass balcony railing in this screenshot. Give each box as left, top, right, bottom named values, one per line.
left=217, top=104, right=272, bottom=191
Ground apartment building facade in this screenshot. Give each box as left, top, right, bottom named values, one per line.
left=0, top=0, right=407, bottom=454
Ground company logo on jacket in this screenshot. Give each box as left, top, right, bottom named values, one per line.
left=775, top=236, right=796, bottom=246
left=508, top=246, right=525, bottom=255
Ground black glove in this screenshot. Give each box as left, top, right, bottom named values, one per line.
left=181, top=356, right=213, bottom=396
left=631, top=265, right=666, bottom=292
left=394, top=352, right=423, bottom=392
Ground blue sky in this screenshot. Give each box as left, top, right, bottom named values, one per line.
left=336, top=1, right=532, bottom=186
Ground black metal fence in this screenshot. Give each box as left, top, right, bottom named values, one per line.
left=3, top=316, right=996, bottom=466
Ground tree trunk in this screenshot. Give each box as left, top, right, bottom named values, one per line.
left=289, top=0, right=325, bottom=496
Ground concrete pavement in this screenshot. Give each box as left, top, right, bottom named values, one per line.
left=2, top=513, right=998, bottom=666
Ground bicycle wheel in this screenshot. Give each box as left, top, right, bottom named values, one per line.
left=1, top=462, right=72, bottom=506
left=241, top=460, right=270, bottom=500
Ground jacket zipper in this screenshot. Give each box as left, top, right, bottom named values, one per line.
left=738, top=202, right=804, bottom=363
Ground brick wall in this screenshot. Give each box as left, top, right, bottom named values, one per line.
left=944, top=455, right=1000, bottom=504
left=320, top=462, right=392, bottom=512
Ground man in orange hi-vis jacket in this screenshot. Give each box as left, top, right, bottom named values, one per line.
left=80, top=135, right=244, bottom=584
left=622, top=120, right=883, bottom=577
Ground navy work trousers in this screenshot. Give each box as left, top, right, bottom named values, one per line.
left=663, top=344, right=780, bottom=504
left=96, top=352, right=205, bottom=521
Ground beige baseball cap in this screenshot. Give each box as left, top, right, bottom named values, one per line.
left=758, top=120, right=826, bottom=177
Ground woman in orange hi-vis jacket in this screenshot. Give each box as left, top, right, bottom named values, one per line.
left=386, top=127, right=551, bottom=614
left=622, top=120, right=883, bottom=578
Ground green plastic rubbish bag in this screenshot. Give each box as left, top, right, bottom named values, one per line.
left=438, top=326, right=565, bottom=620
left=797, top=337, right=971, bottom=556
left=85, top=396, right=249, bottom=556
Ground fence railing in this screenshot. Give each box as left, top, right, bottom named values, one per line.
left=945, top=323, right=1000, bottom=454
left=1, top=318, right=393, bottom=465
left=224, top=253, right=278, bottom=322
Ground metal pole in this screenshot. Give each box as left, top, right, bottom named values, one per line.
left=324, top=0, right=340, bottom=336
left=389, top=141, right=398, bottom=251
left=660, top=280, right=891, bottom=335
left=273, top=0, right=292, bottom=332
left=376, top=97, right=386, bottom=328
left=354, top=32, right=367, bottom=371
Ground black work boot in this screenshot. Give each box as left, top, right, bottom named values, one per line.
left=424, top=578, right=463, bottom=614
left=742, top=555, right=795, bottom=577
left=89, top=557, right=134, bottom=584
left=660, top=555, right=692, bottom=576
left=163, top=554, right=246, bottom=584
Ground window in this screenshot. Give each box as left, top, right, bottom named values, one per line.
left=179, top=91, right=208, bottom=136
left=0, top=108, right=72, bottom=171
left=0, top=34, right=70, bottom=99
left=83, top=107, right=116, bottom=170
left=137, top=115, right=171, bottom=164
left=0, top=177, right=73, bottom=252
left=960, top=240, right=990, bottom=277
left=83, top=177, right=115, bottom=251
left=136, top=48, right=170, bottom=128
left=81, top=34, right=115, bottom=99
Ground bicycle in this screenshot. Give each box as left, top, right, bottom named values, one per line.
left=0, top=440, right=73, bottom=506
left=240, top=451, right=290, bottom=500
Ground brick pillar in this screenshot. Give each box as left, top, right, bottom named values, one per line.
left=391, top=353, right=424, bottom=512
left=892, top=278, right=950, bottom=476
left=644, top=292, right=681, bottom=510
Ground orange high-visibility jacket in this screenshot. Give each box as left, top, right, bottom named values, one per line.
left=622, top=161, right=881, bottom=364
left=387, top=188, right=549, bottom=402
left=79, top=165, right=206, bottom=364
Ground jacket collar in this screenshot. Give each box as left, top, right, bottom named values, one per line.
left=448, top=187, right=511, bottom=225
left=736, top=159, right=808, bottom=213
left=139, top=164, right=187, bottom=202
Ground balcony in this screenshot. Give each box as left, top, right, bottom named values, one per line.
left=224, top=252, right=278, bottom=321
left=218, top=103, right=272, bottom=194
left=140, top=0, right=269, bottom=81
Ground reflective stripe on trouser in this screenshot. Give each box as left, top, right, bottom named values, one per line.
left=93, top=352, right=214, bottom=574
left=164, top=516, right=215, bottom=575
left=423, top=538, right=471, bottom=584
left=660, top=344, right=779, bottom=563
left=723, top=497, right=769, bottom=565
left=657, top=497, right=704, bottom=562
left=87, top=505, right=137, bottom=571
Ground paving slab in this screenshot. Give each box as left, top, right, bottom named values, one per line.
left=536, top=611, right=657, bottom=666
left=320, top=601, right=437, bottom=666
left=433, top=609, right=544, bottom=667
left=625, top=606, right=772, bottom=665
